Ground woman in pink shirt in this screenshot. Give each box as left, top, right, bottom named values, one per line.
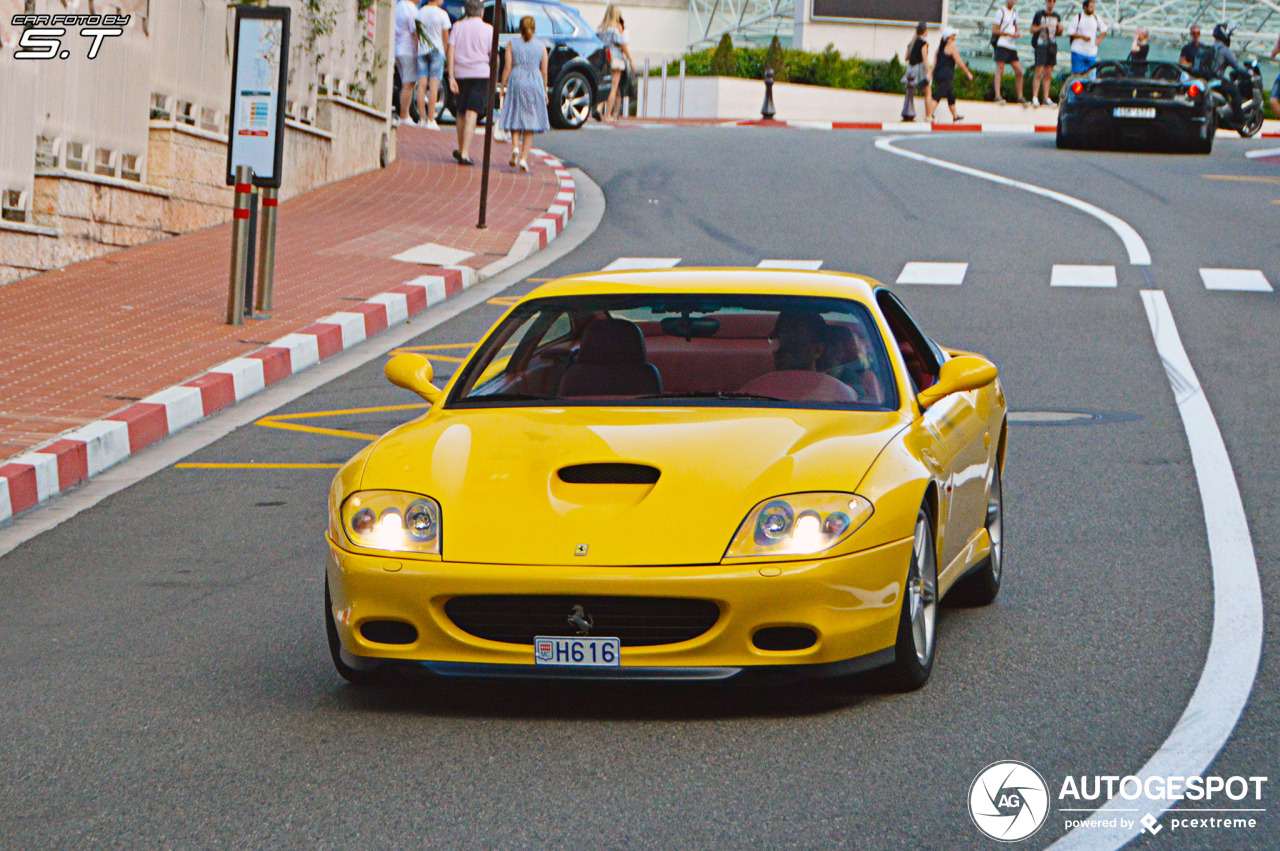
left=447, top=0, right=494, bottom=165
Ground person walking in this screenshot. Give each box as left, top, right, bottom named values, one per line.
left=500, top=15, right=550, bottom=172
left=901, top=22, right=931, bottom=121
left=597, top=5, right=633, bottom=121
left=1065, top=0, right=1108, bottom=75
left=394, top=0, right=421, bottom=125
left=447, top=0, right=493, bottom=165
left=1270, top=34, right=1280, bottom=119
left=414, top=0, right=451, bottom=130
left=991, top=0, right=1027, bottom=105
left=1030, top=0, right=1062, bottom=107
left=926, top=26, right=975, bottom=122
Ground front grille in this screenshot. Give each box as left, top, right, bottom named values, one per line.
left=558, top=463, right=660, bottom=484
left=444, top=595, right=720, bottom=646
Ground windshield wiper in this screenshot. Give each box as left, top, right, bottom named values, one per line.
left=464, top=392, right=557, bottom=401
left=638, top=391, right=786, bottom=402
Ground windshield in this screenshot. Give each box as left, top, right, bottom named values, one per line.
left=448, top=294, right=898, bottom=410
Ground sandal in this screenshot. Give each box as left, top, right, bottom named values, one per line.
left=509, top=149, right=521, bottom=167
left=458, top=156, right=474, bottom=166
left=518, top=160, right=529, bottom=172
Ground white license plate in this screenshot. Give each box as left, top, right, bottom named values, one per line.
left=1113, top=107, right=1156, bottom=119
left=534, top=636, right=620, bottom=667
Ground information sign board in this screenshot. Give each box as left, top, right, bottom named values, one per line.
left=226, top=6, right=290, bottom=188
left=811, top=0, right=943, bottom=25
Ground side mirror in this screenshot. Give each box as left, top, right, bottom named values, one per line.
left=917, top=355, right=998, bottom=410
left=385, top=353, right=442, bottom=404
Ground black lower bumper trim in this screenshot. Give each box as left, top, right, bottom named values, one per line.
left=340, top=647, right=895, bottom=685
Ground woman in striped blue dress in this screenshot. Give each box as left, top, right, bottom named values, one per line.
left=500, top=16, right=550, bottom=171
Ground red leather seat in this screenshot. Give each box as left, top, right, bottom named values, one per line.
left=558, top=318, right=663, bottom=397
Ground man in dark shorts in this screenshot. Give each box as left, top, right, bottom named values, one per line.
left=992, top=0, right=1028, bottom=105
left=927, top=26, right=975, bottom=122
left=1030, top=0, right=1062, bottom=107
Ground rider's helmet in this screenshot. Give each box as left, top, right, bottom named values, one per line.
left=1212, top=22, right=1235, bottom=46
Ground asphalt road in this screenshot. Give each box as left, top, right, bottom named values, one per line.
left=0, top=127, right=1276, bottom=849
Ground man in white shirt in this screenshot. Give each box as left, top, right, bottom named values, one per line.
left=991, top=0, right=1027, bottom=105
left=415, top=0, right=451, bottom=130
left=1065, top=0, right=1108, bottom=75
left=394, top=0, right=420, bottom=125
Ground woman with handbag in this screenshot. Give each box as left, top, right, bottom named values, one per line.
left=597, top=5, right=634, bottom=121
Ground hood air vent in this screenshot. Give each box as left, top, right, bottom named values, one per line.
left=558, top=463, right=660, bottom=485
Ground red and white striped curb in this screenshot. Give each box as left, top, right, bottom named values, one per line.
left=735, top=119, right=1058, bottom=133
left=0, top=155, right=576, bottom=525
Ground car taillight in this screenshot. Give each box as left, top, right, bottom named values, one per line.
left=1187, top=84, right=1202, bottom=98
left=1070, top=80, right=1085, bottom=95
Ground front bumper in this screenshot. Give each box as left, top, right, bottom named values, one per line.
left=326, top=535, right=912, bottom=682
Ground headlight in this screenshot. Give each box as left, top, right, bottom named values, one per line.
left=725, top=493, right=873, bottom=559
left=340, top=491, right=441, bottom=554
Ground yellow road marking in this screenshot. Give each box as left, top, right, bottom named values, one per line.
left=1201, top=174, right=1280, bottom=185
left=254, top=402, right=431, bottom=441
left=487, top=296, right=521, bottom=306
left=176, top=462, right=343, bottom=470
left=254, top=421, right=381, bottom=440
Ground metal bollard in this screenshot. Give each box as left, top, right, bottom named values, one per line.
left=641, top=58, right=650, bottom=118
left=255, top=186, right=279, bottom=313
left=660, top=62, right=668, bottom=119
left=679, top=59, right=686, bottom=119
left=762, top=69, right=776, bottom=120
left=226, top=165, right=253, bottom=325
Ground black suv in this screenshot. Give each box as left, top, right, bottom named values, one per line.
left=424, top=0, right=611, bottom=129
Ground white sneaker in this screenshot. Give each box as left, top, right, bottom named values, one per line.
left=1045, top=99, right=1057, bottom=108
left=425, top=119, right=440, bottom=130
left=1031, top=97, right=1040, bottom=107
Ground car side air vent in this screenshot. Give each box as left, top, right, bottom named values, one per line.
left=558, top=463, right=660, bottom=485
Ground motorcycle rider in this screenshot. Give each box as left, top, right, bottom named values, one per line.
left=1211, top=22, right=1249, bottom=125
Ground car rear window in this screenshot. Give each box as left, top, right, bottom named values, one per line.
left=448, top=294, right=897, bottom=410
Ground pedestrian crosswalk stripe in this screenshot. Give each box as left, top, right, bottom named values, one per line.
left=896, top=262, right=968, bottom=286
left=1199, top=268, right=1273, bottom=292
left=601, top=257, right=682, bottom=271
left=758, top=259, right=824, bottom=270
left=1051, top=265, right=1117, bottom=288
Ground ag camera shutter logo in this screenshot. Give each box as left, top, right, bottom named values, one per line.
left=969, top=761, right=1050, bottom=842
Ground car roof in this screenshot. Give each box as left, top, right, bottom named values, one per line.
left=522, top=268, right=882, bottom=304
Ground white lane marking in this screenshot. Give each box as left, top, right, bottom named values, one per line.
left=758, top=259, right=824, bottom=270
left=1051, top=291, right=1264, bottom=850
left=875, top=136, right=1152, bottom=266
left=896, top=262, right=968, bottom=285
left=1199, top=268, right=1273, bottom=292
left=602, top=257, right=682, bottom=271
left=391, top=242, right=475, bottom=265
left=1050, top=264, right=1118, bottom=288
left=1243, top=148, right=1280, bottom=159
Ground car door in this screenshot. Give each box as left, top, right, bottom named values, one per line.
left=876, top=291, right=988, bottom=570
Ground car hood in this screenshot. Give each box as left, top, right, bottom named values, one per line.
left=361, top=407, right=906, bottom=566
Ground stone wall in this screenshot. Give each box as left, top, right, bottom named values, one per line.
left=0, top=100, right=392, bottom=285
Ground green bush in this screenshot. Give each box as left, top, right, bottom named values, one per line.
left=663, top=42, right=1075, bottom=106
left=709, top=34, right=735, bottom=77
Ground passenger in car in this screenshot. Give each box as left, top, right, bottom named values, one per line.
left=820, top=325, right=885, bottom=404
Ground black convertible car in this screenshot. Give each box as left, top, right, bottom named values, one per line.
left=1056, top=60, right=1215, bottom=153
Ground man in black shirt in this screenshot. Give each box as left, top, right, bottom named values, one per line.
left=1030, top=0, right=1062, bottom=107
left=1179, top=24, right=1209, bottom=73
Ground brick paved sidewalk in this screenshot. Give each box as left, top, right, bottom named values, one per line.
left=0, top=127, right=563, bottom=462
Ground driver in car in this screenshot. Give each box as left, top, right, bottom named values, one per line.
left=771, top=310, right=828, bottom=371
left=1211, top=22, right=1249, bottom=125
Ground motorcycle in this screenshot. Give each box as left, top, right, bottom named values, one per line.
left=1210, top=60, right=1266, bottom=138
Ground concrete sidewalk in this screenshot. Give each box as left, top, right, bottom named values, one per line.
left=0, top=127, right=575, bottom=521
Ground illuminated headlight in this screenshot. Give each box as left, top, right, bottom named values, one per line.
left=725, top=493, right=873, bottom=558
left=340, top=491, right=441, bottom=554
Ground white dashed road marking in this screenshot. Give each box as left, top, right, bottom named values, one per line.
left=1050, top=264, right=1118, bottom=288
left=601, top=257, right=682, bottom=271
left=896, top=262, right=968, bottom=285
left=757, top=259, right=824, bottom=270
left=1199, top=268, right=1273, bottom=292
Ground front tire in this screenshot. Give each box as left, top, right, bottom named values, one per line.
left=883, top=504, right=939, bottom=692
left=1239, top=106, right=1264, bottom=138
left=550, top=70, right=593, bottom=129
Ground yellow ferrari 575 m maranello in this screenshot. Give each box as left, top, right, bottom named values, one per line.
left=325, top=268, right=1007, bottom=691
